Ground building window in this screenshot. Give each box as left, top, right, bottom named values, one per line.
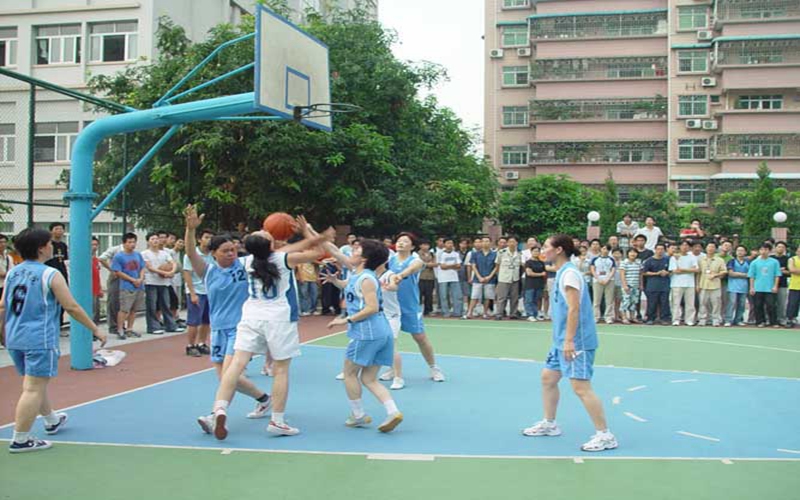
left=89, top=21, right=138, bottom=62
left=0, top=124, right=14, bottom=165
left=677, top=182, right=707, bottom=205
left=502, top=146, right=528, bottom=166
left=612, top=148, right=655, bottom=163
left=502, top=26, right=529, bottom=47
left=678, top=95, right=708, bottom=117
left=35, top=25, right=81, bottom=65
left=740, top=139, right=782, bottom=157
left=502, top=106, right=529, bottom=127
left=678, top=139, right=708, bottom=160
left=33, top=122, right=78, bottom=163
left=677, top=6, right=708, bottom=30
left=740, top=6, right=787, bottom=19
left=502, top=0, right=529, bottom=8
left=677, top=51, right=708, bottom=73
left=92, top=222, right=124, bottom=253
left=502, top=66, right=529, bottom=86
left=735, top=95, right=783, bottom=110
left=0, top=27, right=17, bottom=67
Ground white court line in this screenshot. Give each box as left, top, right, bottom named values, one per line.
left=676, top=431, right=720, bottom=443
left=732, top=376, right=767, bottom=380
left=778, top=448, right=800, bottom=455
left=499, top=357, right=536, bottom=363
left=0, top=332, right=348, bottom=430
left=367, top=454, right=435, bottom=462
left=303, top=330, right=347, bottom=344
left=670, top=379, right=698, bottom=383
left=624, top=412, right=648, bottom=423
left=612, top=397, right=622, bottom=405
left=721, top=459, right=733, bottom=465
left=573, top=458, right=584, bottom=464
left=627, top=385, right=647, bottom=392
left=221, top=449, right=233, bottom=455
left=2, top=438, right=797, bottom=462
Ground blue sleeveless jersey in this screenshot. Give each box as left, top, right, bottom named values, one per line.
left=345, top=270, right=392, bottom=341
left=204, top=257, right=250, bottom=330
left=3, top=261, right=61, bottom=350
left=388, top=253, right=421, bottom=314
left=551, top=262, right=598, bottom=351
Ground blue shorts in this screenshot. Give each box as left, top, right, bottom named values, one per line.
left=346, top=336, right=394, bottom=367
left=186, top=294, right=210, bottom=326
left=400, top=310, right=425, bottom=335
left=9, top=348, right=60, bottom=378
left=545, top=347, right=596, bottom=380
left=210, top=328, right=237, bottom=363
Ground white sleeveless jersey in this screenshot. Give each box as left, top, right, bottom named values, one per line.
left=241, top=252, right=300, bottom=322
left=378, top=270, right=401, bottom=319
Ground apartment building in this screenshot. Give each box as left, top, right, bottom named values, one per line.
left=485, top=0, right=800, bottom=206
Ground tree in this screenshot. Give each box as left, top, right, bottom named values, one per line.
left=87, top=9, right=496, bottom=235
left=743, top=162, right=780, bottom=241
left=598, top=172, right=622, bottom=238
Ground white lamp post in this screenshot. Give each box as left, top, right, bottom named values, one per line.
left=773, top=211, right=788, bottom=241
left=587, top=211, right=601, bottom=240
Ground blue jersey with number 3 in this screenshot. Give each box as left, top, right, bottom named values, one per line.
left=3, top=261, right=61, bottom=350
left=204, top=257, right=250, bottom=330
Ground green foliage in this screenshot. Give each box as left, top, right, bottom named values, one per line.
left=87, top=10, right=496, bottom=235
left=598, top=173, right=621, bottom=237
left=743, top=162, right=780, bottom=240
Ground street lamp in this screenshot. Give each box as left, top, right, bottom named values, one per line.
left=586, top=211, right=600, bottom=240
left=773, top=211, right=788, bottom=241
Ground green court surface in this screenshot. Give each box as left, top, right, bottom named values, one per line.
left=2, top=319, right=799, bottom=500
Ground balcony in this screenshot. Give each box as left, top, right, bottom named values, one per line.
left=530, top=97, right=666, bottom=122
left=530, top=57, right=667, bottom=82
left=529, top=141, right=667, bottom=165
left=715, top=37, right=800, bottom=67
left=715, top=0, right=800, bottom=24
left=530, top=9, right=667, bottom=41
left=714, top=134, right=800, bottom=159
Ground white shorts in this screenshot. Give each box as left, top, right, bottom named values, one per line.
left=471, top=283, right=496, bottom=301
left=234, top=319, right=301, bottom=361
left=546, top=278, right=555, bottom=294
left=388, top=316, right=401, bottom=340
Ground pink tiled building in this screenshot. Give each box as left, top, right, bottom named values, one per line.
left=485, top=0, right=800, bottom=205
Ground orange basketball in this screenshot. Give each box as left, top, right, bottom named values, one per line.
left=263, top=212, right=298, bottom=240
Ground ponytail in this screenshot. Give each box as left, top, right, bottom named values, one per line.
left=245, top=235, right=280, bottom=293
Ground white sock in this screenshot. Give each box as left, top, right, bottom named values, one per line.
left=213, top=400, right=229, bottom=412
left=383, top=399, right=399, bottom=416
left=272, top=412, right=285, bottom=425
left=599, top=428, right=611, bottom=436
left=348, top=399, right=365, bottom=419
left=12, top=431, right=30, bottom=444
left=43, top=412, right=60, bottom=426
left=545, top=419, right=556, bottom=424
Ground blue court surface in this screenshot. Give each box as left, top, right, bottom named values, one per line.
left=2, top=345, right=799, bottom=460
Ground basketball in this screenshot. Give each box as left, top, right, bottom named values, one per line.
left=263, top=212, right=298, bottom=240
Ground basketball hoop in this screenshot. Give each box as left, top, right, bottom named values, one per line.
left=293, top=103, right=362, bottom=122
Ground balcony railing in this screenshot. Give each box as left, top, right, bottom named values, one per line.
left=531, top=10, right=667, bottom=40
left=715, top=0, right=800, bottom=23
left=716, top=39, right=800, bottom=66
left=529, top=141, right=667, bottom=164
left=530, top=57, right=668, bottom=81
left=529, top=97, right=667, bottom=122
left=714, top=134, right=800, bottom=158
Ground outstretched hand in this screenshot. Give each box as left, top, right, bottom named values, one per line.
left=184, top=204, right=205, bottom=230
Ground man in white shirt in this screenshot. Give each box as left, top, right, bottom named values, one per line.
left=669, top=240, right=699, bottom=326
left=616, top=214, right=639, bottom=250
left=433, top=237, right=445, bottom=313
left=142, top=232, right=181, bottom=334
left=635, top=216, right=663, bottom=252
left=437, top=238, right=462, bottom=318
left=494, top=236, right=522, bottom=320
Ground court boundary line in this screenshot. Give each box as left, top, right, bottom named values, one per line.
left=1, top=438, right=797, bottom=462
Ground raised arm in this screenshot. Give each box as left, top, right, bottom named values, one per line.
left=183, top=204, right=209, bottom=279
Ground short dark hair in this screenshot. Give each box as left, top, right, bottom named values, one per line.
left=761, top=242, right=773, bottom=251
left=360, top=239, right=390, bottom=271
left=49, top=222, right=65, bottom=231
left=145, top=232, right=158, bottom=241
left=347, top=232, right=357, bottom=238
left=736, top=245, right=747, bottom=253
left=396, top=232, right=417, bottom=247
left=623, top=213, right=632, bottom=218
left=655, top=242, right=666, bottom=250
left=14, top=228, right=52, bottom=260
left=91, top=236, right=100, bottom=243
left=776, top=241, right=787, bottom=248
left=122, top=232, right=137, bottom=243
left=418, top=238, right=430, bottom=246
left=200, top=229, right=215, bottom=238
left=627, top=248, right=639, bottom=256
left=548, top=234, right=579, bottom=258
left=444, top=238, right=455, bottom=244
left=209, top=234, right=235, bottom=253
left=590, top=239, right=601, bottom=245
left=157, top=230, right=168, bottom=236
left=602, top=244, right=612, bottom=251
left=634, top=234, right=647, bottom=241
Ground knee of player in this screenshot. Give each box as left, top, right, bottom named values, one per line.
left=540, top=370, right=560, bottom=387
left=569, top=379, right=592, bottom=397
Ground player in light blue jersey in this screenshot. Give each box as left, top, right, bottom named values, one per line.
left=210, top=218, right=335, bottom=440
left=1, top=229, right=106, bottom=454
left=384, top=233, right=445, bottom=383
left=328, top=239, right=403, bottom=433
left=183, top=207, right=272, bottom=435
left=522, top=234, right=617, bottom=452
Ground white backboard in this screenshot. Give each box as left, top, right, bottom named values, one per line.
left=255, top=5, right=332, bottom=131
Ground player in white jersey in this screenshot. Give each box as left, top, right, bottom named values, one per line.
left=210, top=220, right=334, bottom=439
left=377, top=266, right=403, bottom=389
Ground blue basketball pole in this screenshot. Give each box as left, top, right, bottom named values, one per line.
left=67, top=92, right=259, bottom=370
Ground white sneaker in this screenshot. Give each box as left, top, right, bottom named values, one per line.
left=197, top=414, right=214, bottom=434
left=527, top=316, right=538, bottom=322
left=430, top=366, right=446, bottom=382
left=246, top=398, right=272, bottom=419
left=724, top=322, right=732, bottom=327
left=345, top=413, right=372, bottom=428
left=43, top=412, right=68, bottom=435
left=390, top=377, right=405, bottom=390
left=522, top=419, right=562, bottom=437
left=335, top=372, right=345, bottom=380
left=378, top=412, right=404, bottom=433
left=672, top=321, right=680, bottom=326
left=267, top=420, right=300, bottom=436
left=213, top=410, right=228, bottom=440
left=260, top=365, right=274, bottom=377
left=378, top=369, right=394, bottom=381
left=686, top=322, right=695, bottom=327
left=581, top=431, right=618, bottom=452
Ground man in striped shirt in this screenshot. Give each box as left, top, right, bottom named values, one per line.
left=619, top=248, right=643, bottom=324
